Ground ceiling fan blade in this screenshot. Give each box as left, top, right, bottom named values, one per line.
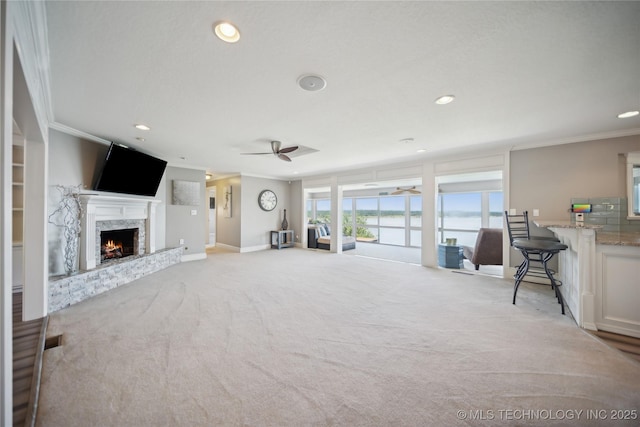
left=391, top=186, right=421, bottom=195
left=270, top=140, right=282, bottom=154
left=241, top=152, right=272, bottom=155
left=278, top=153, right=292, bottom=162
left=278, top=145, right=298, bottom=154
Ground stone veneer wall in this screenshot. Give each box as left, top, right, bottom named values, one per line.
left=95, top=219, right=146, bottom=266
left=49, top=247, right=183, bottom=312
left=570, top=197, right=640, bottom=232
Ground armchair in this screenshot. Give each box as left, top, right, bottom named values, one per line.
left=462, top=228, right=503, bottom=270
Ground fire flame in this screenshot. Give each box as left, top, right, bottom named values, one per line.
left=104, top=240, right=122, bottom=252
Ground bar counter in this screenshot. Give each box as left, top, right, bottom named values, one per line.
left=534, top=220, right=640, bottom=338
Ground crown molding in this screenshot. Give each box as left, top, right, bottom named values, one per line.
left=511, top=128, right=640, bottom=152
left=11, top=0, right=53, bottom=129
left=48, top=121, right=111, bottom=145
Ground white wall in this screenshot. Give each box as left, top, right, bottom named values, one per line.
left=510, top=134, right=640, bottom=221
left=241, top=176, right=293, bottom=250
left=164, top=166, right=206, bottom=259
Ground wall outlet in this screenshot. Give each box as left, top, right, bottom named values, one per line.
left=190, top=209, right=197, bottom=216
left=509, top=208, right=517, bottom=215
left=179, top=238, right=185, bottom=245
left=533, top=209, right=540, bottom=217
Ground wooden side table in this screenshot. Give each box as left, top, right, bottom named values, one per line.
left=271, top=230, right=294, bottom=249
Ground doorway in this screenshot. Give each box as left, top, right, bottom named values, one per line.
left=436, top=171, right=504, bottom=276
left=305, top=179, right=422, bottom=264
left=207, top=187, right=216, bottom=247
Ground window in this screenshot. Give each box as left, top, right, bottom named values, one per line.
left=410, top=196, right=422, bottom=247
left=355, top=198, right=378, bottom=241
left=379, top=196, right=405, bottom=245
left=489, top=192, right=504, bottom=228
left=316, top=199, right=331, bottom=223
left=438, top=191, right=503, bottom=248
left=308, top=193, right=422, bottom=248
left=343, top=198, right=353, bottom=236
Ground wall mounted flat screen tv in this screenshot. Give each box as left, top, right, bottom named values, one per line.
left=93, top=143, right=168, bottom=197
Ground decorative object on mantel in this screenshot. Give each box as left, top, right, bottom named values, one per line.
left=172, top=180, right=201, bottom=206
left=49, top=184, right=84, bottom=274
left=282, top=209, right=288, bottom=230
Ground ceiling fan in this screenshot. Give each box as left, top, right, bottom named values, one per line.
left=241, top=140, right=299, bottom=162
left=391, top=186, right=421, bottom=195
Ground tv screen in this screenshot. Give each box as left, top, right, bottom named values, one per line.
left=93, top=143, right=167, bottom=197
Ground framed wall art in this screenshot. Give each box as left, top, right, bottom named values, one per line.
left=172, top=180, right=200, bottom=206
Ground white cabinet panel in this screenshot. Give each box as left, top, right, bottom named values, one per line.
left=596, top=245, right=640, bottom=338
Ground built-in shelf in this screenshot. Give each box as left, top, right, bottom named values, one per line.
left=12, top=139, right=24, bottom=292
left=12, top=142, right=24, bottom=245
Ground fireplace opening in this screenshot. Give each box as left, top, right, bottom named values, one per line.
left=101, top=228, right=138, bottom=262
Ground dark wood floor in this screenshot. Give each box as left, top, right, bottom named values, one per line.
left=13, top=293, right=46, bottom=427
left=589, top=330, right=640, bottom=363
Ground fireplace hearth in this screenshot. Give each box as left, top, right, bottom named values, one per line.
left=100, top=228, right=138, bottom=262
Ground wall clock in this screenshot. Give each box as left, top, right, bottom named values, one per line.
left=258, top=189, right=277, bottom=211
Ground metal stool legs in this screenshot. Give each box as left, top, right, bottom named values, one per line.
left=512, top=239, right=567, bottom=315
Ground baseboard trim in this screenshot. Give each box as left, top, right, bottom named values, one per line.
left=240, top=244, right=270, bottom=253
left=215, top=243, right=240, bottom=253
left=181, top=253, right=207, bottom=262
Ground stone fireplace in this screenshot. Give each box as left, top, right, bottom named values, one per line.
left=50, top=194, right=182, bottom=313
left=79, top=194, right=160, bottom=270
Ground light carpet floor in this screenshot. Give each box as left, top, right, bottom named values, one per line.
left=37, top=249, right=640, bottom=426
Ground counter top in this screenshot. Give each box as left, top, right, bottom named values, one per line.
left=534, top=220, right=640, bottom=247
left=533, top=220, right=603, bottom=230
left=595, top=231, right=640, bottom=247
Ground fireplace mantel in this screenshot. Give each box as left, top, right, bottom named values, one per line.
left=79, top=194, right=161, bottom=270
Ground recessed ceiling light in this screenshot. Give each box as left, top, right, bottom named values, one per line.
left=136, top=137, right=146, bottom=142
left=206, top=174, right=213, bottom=180
left=399, top=138, right=415, bottom=143
left=180, top=156, right=186, bottom=160
left=214, top=21, right=240, bottom=43
left=297, top=74, right=327, bottom=92
left=435, top=95, right=455, bottom=105
left=618, top=110, right=639, bottom=119
left=134, top=124, right=150, bottom=131
left=417, top=149, right=427, bottom=153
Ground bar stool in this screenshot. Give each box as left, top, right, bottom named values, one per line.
left=511, top=238, right=568, bottom=314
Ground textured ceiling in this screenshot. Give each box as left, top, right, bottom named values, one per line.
left=45, top=1, right=640, bottom=180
